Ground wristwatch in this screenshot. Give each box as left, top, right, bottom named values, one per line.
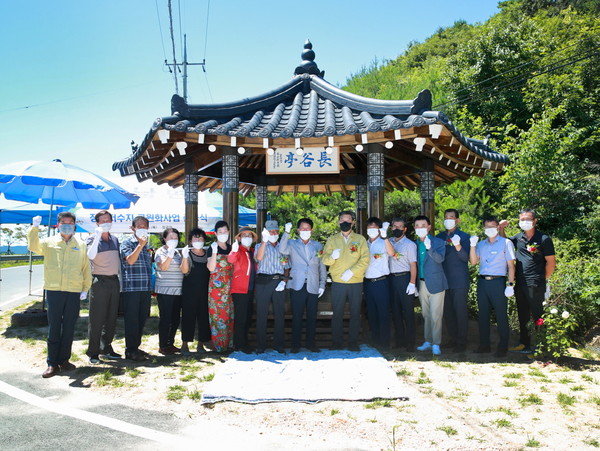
left=508, top=282, right=514, bottom=286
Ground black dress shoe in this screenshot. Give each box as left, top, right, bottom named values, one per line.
left=474, top=345, right=492, bottom=353
left=42, top=366, right=58, bottom=378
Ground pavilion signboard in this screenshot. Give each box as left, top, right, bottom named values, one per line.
left=266, top=147, right=340, bottom=175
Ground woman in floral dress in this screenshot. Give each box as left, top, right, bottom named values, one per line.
left=207, top=220, right=233, bottom=352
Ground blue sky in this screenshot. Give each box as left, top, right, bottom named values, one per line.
left=0, top=0, right=500, bottom=181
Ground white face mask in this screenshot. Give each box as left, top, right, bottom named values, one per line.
left=192, top=241, right=204, bottom=249
left=268, top=234, right=279, bottom=243
left=217, top=233, right=229, bottom=243
left=299, top=230, right=311, bottom=241
left=100, top=223, right=112, bottom=233
left=415, top=228, right=428, bottom=238
left=241, top=237, right=253, bottom=248
left=443, top=219, right=456, bottom=230
left=135, top=228, right=148, bottom=239
left=519, top=220, right=534, bottom=231
left=166, top=239, right=178, bottom=249
left=484, top=227, right=498, bottom=238
left=367, top=228, right=380, bottom=239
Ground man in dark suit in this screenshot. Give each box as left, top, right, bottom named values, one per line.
left=414, top=215, right=448, bottom=356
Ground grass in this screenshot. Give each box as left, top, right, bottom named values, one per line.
left=528, top=368, right=549, bottom=380
left=492, top=418, right=513, bottom=428
left=396, top=368, right=412, bottom=377
left=518, top=394, right=544, bottom=407
left=166, top=385, right=186, bottom=401
left=416, top=371, right=431, bottom=385
left=487, top=406, right=518, bottom=417
left=581, top=374, right=596, bottom=384
left=503, top=372, right=523, bottom=379
left=580, top=348, right=600, bottom=361
left=557, top=393, right=576, bottom=407
left=95, top=370, right=124, bottom=387
left=125, top=368, right=141, bottom=378
left=434, top=360, right=456, bottom=369
left=570, top=385, right=585, bottom=392
left=588, top=396, right=600, bottom=406
left=365, top=399, right=394, bottom=409
left=180, top=374, right=197, bottom=382
left=583, top=438, right=599, bottom=447
left=503, top=380, right=519, bottom=387
left=199, top=373, right=214, bottom=382
left=525, top=437, right=541, bottom=447
left=436, top=426, right=457, bottom=437
left=558, top=377, right=574, bottom=384
left=187, top=390, right=202, bottom=401
left=330, top=408, right=339, bottom=416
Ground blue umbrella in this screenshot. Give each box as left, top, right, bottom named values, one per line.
left=0, top=159, right=139, bottom=210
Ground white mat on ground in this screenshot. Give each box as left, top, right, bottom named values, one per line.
left=200, top=345, right=408, bottom=404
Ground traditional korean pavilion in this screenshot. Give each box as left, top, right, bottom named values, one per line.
left=113, top=40, right=509, bottom=238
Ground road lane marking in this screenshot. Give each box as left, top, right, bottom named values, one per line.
left=0, top=380, right=191, bottom=446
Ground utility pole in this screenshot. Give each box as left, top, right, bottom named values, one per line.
left=165, top=34, right=206, bottom=102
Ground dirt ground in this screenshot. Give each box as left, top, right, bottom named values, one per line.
left=2, top=300, right=599, bottom=450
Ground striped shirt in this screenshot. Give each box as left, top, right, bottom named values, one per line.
left=120, top=236, right=152, bottom=292
left=154, top=246, right=184, bottom=295
left=255, top=241, right=290, bottom=275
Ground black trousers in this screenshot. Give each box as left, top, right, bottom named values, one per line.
left=232, top=292, right=254, bottom=350
left=122, top=291, right=151, bottom=353
left=46, top=291, right=80, bottom=366
left=87, top=275, right=120, bottom=357
left=389, top=273, right=415, bottom=348
left=290, top=284, right=318, bottom=349
left=181, top=288, right=211, bottom=343
left=364, top=278, right=391, bottom=347
left=477, top=278, right=509, bottom=350
left=157, top=294, right=182, bottom=348
left=443, top=287, right=470, bottom=346
left=255, top=278, right=285, bottom=350
left=331, top=282, right=363, bottom=348
left=515, top=282, right=545, bottom=347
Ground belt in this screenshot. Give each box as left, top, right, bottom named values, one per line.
left=365, top=276, right=388, bottom=282
left=479, top=275, right=505, bottom=280
left=256, top=273, right=290, bottom=280
left=419, top=278, right=425, bottom=281
left=93, top=274, right=118, bottom=279
left=390, top=271, right=410, bottom=277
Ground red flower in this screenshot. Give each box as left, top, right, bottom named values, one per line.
left=536, top=318, right=545, bottom=326
left=350, top=245, right=358, bottom=253
left=446, top=238, right=454, bottom=247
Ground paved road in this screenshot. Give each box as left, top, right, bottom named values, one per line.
left=0, top=264, right=43, bottom=311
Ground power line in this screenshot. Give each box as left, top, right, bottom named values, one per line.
left=154, top=0, right=168, bottom=62
left=178, top=0, right=184, bottom=60
left=167, top=0, right=179, bottom=94
left=434, top=30, right=600, bottom=109
left=202, top=0, right=213, bottom=102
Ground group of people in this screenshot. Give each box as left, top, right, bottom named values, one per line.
left=28, top=206, right=555, bottom=379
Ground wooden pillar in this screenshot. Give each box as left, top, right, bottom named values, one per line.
left=183, top=159, right=198, bottom=239
left=420, top=159, right=435, bottom=233
left=222, top=146, right=239, bottom=240
left=367, top=144, right=385, bottom=221
left=255, top=184, right=268, bottom=233
left=355, top=181, right=367, bottom=236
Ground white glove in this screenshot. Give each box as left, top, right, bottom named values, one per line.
left=211, top=242, right=218, bottom=254
left=94, top=226, right=104, bottom=238
left=167, top=247, right=176, bottom=258
left=414, top=288, right=419, bottom=297
left=285, top=222, right=292, bottom=233
left=231, top=241, right=239, bottom=253
left=80, top=291, right=87, bottom=301
left=261, top=228, right=270, bottom=243
left=470, top=236, right=479, bottom=247
left=32, top=215, right=42, bottom=227
left=340, top=269, right=353, bottom=282
left=318, top=287, right=325, bottom=298
left=181, top=246, right=190, bottom=259
left=380, top=222, right=389, bottom=239
left=331, top=248, right=341, bottom=260
left=424, top=237, right=431, bottom=250
left=406, top=282, right=416, bottom=295
left=275, top=281, right=286, bottom=291
left=544, top=284, right=551, bottom=300
left=451, top=235, right=461, bottom=247
left=505, top=285, right=515, bottom=297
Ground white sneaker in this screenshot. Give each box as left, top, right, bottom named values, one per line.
left=416, top=341, right=432, bottom=351
left=432, top=344, right=441, bottom=356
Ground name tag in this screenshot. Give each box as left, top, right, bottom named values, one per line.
left=490, top=251, right=497, bottom=255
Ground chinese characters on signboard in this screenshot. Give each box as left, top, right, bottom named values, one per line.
left=266, top=147, right=340, bottom=174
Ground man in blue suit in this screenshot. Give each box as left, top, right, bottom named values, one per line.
left=279, top=218, right=327, bottom=353
left=414, top=215, right=448, bottom=356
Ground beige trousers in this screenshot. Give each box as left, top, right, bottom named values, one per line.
left=419, top=281, right=446, bottom=346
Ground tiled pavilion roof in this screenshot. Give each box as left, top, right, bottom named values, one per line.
left=114, top=41, right=509, bottom=195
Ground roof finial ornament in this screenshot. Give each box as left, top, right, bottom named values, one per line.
left=294, top=39, right=325, bottom=78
